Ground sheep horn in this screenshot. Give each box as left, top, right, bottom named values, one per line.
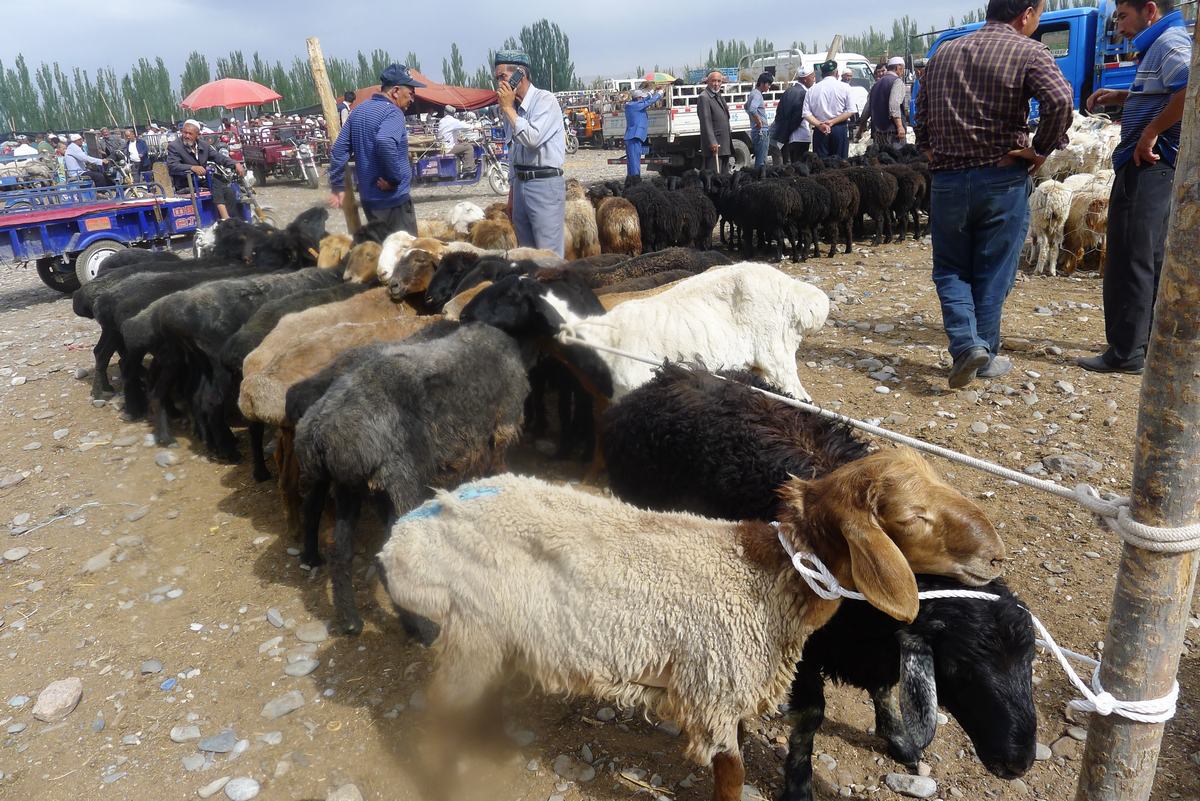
left=897, top=631, right=938, bottom=751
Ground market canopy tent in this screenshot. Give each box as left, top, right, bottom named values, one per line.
left=350, top=69, right=497, bottom=115
left=181, top=78, right=283, bottom=110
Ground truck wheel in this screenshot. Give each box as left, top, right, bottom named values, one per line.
left=36, top=258, right=80, bottom=293
left=252, top=165, right=267, bottom=186
left=730, top=139, right=751, bottom=170
left=75, top=240, right=127, bottom=287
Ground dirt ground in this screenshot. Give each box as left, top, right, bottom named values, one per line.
left=0, top=149, right=1197, bottom=801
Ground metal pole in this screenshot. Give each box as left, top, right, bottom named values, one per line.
left=1075, top=19, right=1200, bottom=801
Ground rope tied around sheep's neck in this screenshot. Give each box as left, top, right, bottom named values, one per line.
left=554, top=328, right=1200, bottom=554
left=773, top=527, right=1179, bottom=724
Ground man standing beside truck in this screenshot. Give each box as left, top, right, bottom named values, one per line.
left=623, top=87, right=662, bottom=179
left=747, top=72, right=773, bottom=169
left=1078, top=0, right=1190, bottom=375
left=697, top=71, right=732, bottom=174
left=802, top=61, right=854, bottom=159
left=916, top=0, right=1073, bottom=388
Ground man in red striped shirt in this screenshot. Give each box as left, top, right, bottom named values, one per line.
left=916, top=0, right=1073, bottom=388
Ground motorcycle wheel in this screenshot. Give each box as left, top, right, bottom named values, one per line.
left=487, top=164, right=509, bottom=196
left=36, top=257, right=80, bottom=294
left=565, top=134, right=579, bottom=155
left=305, top=169, right=320, bottom=190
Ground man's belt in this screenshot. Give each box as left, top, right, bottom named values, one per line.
left=514, top=165, right=563, bottom=181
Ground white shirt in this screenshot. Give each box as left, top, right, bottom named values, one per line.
left=438, top=116, right=467, bottom=148
left=12, top=143, right=38, bottom=157
left=847, top=85, right=870, bottom=115
left=127, top=140, right=141, bottom=163
left=802, top=76, right=854, bottom=124
left=788, top=118, right=812, bottom=144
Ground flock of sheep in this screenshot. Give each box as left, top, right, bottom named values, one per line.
left=63, top=153, right=1057, bottom=801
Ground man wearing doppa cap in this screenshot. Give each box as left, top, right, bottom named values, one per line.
left=495, top=50, right=566, bottom=256
left=770, top=64, right=815, bottom=163
left=328, top=63, right=425, bottom=235
left=862, top=56, right=909, bottom=150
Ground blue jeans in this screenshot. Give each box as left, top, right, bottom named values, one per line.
left=625, top=139, right=644, bottom=176
left=812, top=121, right=849, bottom=159
left=930, top=164, right=1031, bottom=360
left=751, top=128, right=769, bottom=168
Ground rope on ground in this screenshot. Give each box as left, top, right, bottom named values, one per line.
left=556, top=328, right=1200, bottom=553
left=775, top=530, right=1179, bottom=724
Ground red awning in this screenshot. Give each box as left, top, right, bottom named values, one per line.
left=351, top=70, right=497, bottom=114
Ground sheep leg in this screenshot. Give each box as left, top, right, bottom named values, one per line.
left=299, top=476, right=329, bottom=568
left=119, top=347, right=149, bottom=420
left=278, top=428, right=302, bottom=539
left=712, top=748, right=746, bottom=801
left=841, top=220, right=853, bottom=255
left=150, top=363, right=178, bottom=446
left=248, top=422, right=271, bottom=482
left=910, top=207, right=921, bottom=241
left=203, top=364, right=240, bottom=462
left=896, top=208, right=908, bottom=242
left=91, top=329, right=118, bottom=398
left=330, top=483, right=365, bottom=635
left=871, top=686, right=921, bottom=767
left=781, top=663, right=825, bottom=801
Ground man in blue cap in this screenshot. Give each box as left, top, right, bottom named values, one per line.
left=329, top=63, right=425, bottom=234
left=494, top=50, right=566, bottom=256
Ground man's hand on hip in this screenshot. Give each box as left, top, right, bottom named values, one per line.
left=1133, top=131, right=1161, bottom=166
left=1004, top=146, right=1045, bottom=175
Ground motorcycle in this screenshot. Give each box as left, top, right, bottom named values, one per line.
left=289, top=138, right=321, bottom=190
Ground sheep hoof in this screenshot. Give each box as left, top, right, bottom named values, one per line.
left=252, top=465, right=272, bottom=483
left=885, top=739, right=922, bottom=768
left=300, top=553, right=325, bottom=569
left=338, top=616, right=364, bottom=636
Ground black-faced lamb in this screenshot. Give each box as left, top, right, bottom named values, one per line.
left=377, top=451, right=1007, bottom=801
left=292, top=323, right=529, bottom=635
left=845, top=166, right=898, bottom=245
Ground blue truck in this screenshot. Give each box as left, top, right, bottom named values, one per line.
left=911, top=0, right=1186, bottom=118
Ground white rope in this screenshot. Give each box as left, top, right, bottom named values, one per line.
left=775, top=531, right=1179, bottom=724
left=555, top=329, right=1200, bottom=553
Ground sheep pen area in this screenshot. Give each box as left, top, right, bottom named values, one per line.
left=0, top=167, right=1198, bottom=801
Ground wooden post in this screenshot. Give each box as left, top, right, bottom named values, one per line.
left=825, top=35, right=843, bottom=62
left=1074, top=26, right=1200, bottom=801
left=98, top=92, right=120, bottom=128
left=306, top=35, right=360, bottom=234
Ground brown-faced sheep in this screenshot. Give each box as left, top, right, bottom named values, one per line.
left=342, top=241, right=383, bottom=284
left=564, top=178, right=602, bottom=260
left=468, top=217, right=518, bottom=250
left=483, top=202, right=509, bottom=220
left=595, top=196, right=642, bottom=255
left=317, top=234, right=354, bottom=268
left=417, top=218, right=459, bottom=241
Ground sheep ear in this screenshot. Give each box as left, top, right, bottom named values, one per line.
left=839, top=506, right=919, bottom=622
left=897, top=631, right=938, bottom=750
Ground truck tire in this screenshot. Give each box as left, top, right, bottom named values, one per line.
left=730, top=139, right=751, bottom=170
left=36, top=257, right=80, bottom=294
left=75, top=240, right=127, bottom=287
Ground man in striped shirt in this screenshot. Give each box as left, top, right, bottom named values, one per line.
left=329, top=64, right=424, bottom=235
left=1078, top=0, right=1190, bottom=374
left=916, top=0, right=1073, bottom=388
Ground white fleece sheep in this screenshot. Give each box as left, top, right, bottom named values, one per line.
left=448, top=201, right=485, bottom=235
left=1027, top=180, right=1073, bottom=276
left=376, top=231, right=487, bottom=282
left=549, top=262, right=828, bottom=401
left=377, top=452, right=1005, bottom=793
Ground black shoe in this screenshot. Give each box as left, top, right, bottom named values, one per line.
left=1077, top=354, right=1144, bottom=374
left=948, top=346, right=990, bottom=389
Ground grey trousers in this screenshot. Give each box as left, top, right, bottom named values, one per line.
left=512, top=174, right=565, bottom=257
left=365, top=199, right=417, bottom=236
left=1102, top=161, right=1176, bottom=363
left=450, top=142, right=475, bottom=174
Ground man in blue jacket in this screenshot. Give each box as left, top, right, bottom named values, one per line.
left=329, top=64, right=425, bottom=234
left=623, top=87, right=662, bottom=178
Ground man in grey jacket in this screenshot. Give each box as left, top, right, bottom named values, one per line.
left=697, top=71, right=732, bottom=174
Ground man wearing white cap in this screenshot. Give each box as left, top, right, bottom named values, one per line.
left=623, top=86, right=662, bottom=178
left=438, top=105, right=476, bottom=177
left=771, top=65, right=816, bottom=163
left=862, top=57, right=909, bottom=150
left=12, top=135, right=37, bottom=158
left=64, top=133, right=112, bottom=186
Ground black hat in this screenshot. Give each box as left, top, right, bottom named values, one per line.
left=380, top=64, right=426, bottom=89
left=755, top=71, right=774, bottom=86
left=820, top=60, right=839, bottom=76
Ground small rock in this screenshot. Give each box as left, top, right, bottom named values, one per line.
left=7, top=722, right=27, bottom=734
left=74, top=367, right=92, bottom=380
left=259, top=731, right=283, bottom=746
left=223, top=776, right=259, bottom=801
left=874, top=385, right=891, bottom=394
left=93, top=714, right=105, bottom=732
left=141, top=659, right=163, bottom=674
left=1042, top=561, right=1067, bottom=575
left=917, top=761, right=931, bottom=777
left=883, top=772, right=937, bottom=798
left=294, top=621, right=328, bottom=643
left=261, top=690, right=305, bottom=719
left=3, top=547, right=30, bottom=562
left=1067, top=725, right=1088, bottom=741
left=0, top=473, right=27, bottom=490
left=52, top=428, right=69, bottom=441
left=171, top=725, right=202, bottom=743
left=22, top=441, right=41, bottom=451
left=125, top=507, right=150, bottom=523
left=961, top=390, right=979, bottom=404
left=284, top=658, right=319, bottom=678
left=327, top=785, right=365, bottom=801
left=197, top=776, right=231, bottom=799
left=199, top=730, right=239, bottom=753
left=81, top=545, right=118, bottom=574
left=970, top=422, right=989, bottom=434
left=595, top=707, right=616, bottom=722
left=552, top=754, right=596, bottom=783
left=11, top=376, right=26, bottom=386
left=32, top=677, right=83, bottom=722
left=258, top=636, right=283, bottom=654
left=265, top=608, right=284, bottom=628
left=182, top=754, right=206, bottom=772
left=874, top=323, right=895, bottom=333
left=1035, top=742, right=1052, bottom=761
left=155, top=451, right=179, bottom=468
left=1051, top=736, right=1082, bottom=760
left=1054, top=380, right=1076, bottom=395
left=8, top=695, right=30, bottom=707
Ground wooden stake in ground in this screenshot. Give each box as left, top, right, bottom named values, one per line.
left=306, top=36, right=360, bottom=234
left=98, top=92, right=120, bottom=128
left=1074, top=22, right=1200, bottom=801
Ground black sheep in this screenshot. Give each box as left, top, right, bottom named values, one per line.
left=733, top=179, right=805, bottom=262
left=576, top=246, right=729, bottom=289
left=813, top=171, right=861, bottom=257
left=423, top=250, right=482, bottom=308
left=600, top=364, right=1037, bottom=799
left=845, top=166, right=899, bottom=245
left=880, top=163, right=927, bottom=242
left=293, top=323, right=530, bottom=635
left=789, top=176, right=833, bottom=261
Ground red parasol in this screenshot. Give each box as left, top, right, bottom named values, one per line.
left=181, top=78, right=283, bottom=110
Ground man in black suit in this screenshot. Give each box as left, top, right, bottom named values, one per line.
left=165, top=119, right=245, bottom=219
left=697, top=70, right=732, bottom=174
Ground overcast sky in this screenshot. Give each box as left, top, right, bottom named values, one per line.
left=10, top=1, right=969, bottom=86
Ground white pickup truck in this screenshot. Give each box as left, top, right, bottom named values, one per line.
left=602, top=54, right=877, bottom=173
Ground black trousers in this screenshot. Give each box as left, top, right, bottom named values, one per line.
left=365, top=199, right=417, bottom=236
left=1102, top=161, right=1175, bottom=363
left=783, top=141, right=810, bottom=163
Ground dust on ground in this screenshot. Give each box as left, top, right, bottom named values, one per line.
left=0, top=147, right=1196, bottom=801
